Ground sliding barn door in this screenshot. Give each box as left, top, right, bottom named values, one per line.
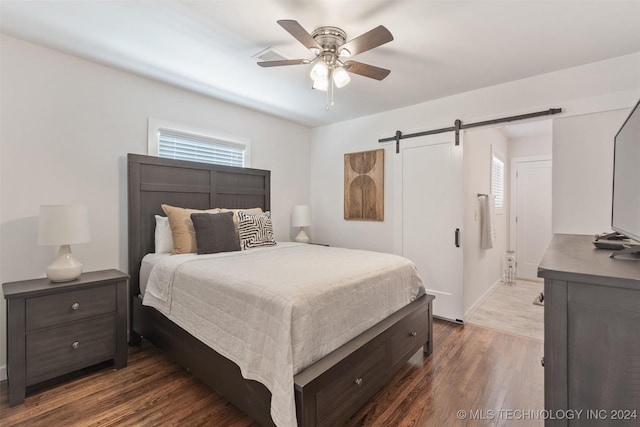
left=394, top=132, right=464, bottom=322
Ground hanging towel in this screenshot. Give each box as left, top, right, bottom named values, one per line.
left=480, top=194, right=497, bottom=249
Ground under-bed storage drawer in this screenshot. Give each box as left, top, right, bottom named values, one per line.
left=294, top=296, right=434, bottom=427
left=315, top=341, right=389, bottom=427
left=26, top=314, right=116, bottom=384
left=390, top=300, right=430, bottom=368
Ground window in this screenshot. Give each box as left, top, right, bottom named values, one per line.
left=148, top=118, right=249, bottom=168
left=491, top=150, right=505, bottom=211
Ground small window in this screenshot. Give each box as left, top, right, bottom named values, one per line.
left=158, top=130, right=244, bottom=167
left=148, top=118, right=249, bottom=168
left=491, top=150, right=505, bottom=210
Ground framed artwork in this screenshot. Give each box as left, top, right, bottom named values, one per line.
left=344, top=149, right=384, bottom=221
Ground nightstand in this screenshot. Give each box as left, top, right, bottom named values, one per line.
left=3, top=269, right=129, bottom=406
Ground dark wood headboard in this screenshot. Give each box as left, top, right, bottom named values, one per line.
left=127, top=153, right=271, bottom=296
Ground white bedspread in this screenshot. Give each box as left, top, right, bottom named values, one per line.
left=142, top=242, right=424, bottom=427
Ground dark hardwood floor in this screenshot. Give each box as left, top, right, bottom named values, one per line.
left=0, top=320, right=543, bottom=426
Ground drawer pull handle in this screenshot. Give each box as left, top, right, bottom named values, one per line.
left=409, top=331, right=417, bottom=337
left=71, top=341, right=80, bottom=349
left=71, top=302, right=80, bottom=310
left=354, top=378, right=363, bottom=388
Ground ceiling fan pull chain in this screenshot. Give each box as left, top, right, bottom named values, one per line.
left=326, top=68, right=333, bottom=111
left=331, top=71, right=335, bottom=108
left=325, top=79, right=330, bottom=111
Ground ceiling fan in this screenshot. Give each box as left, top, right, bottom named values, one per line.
left=258, top=20, right=393, bottom=96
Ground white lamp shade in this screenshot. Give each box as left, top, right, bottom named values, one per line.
left=332, top=66, right=351, bottom=88
left=310, top=61, right=329, bottom=82
left=312, top=78, right=329, bottom=91
left=291, top=205, right=311, bottom=228
left=38, top=204, right=91, bottom=246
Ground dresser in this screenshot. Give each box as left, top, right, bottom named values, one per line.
left=538, top=234, right=640, bottom=426
left=3, top=269, right=129, bottom=406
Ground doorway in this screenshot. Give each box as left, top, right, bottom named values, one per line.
left=465, top=119, right=551, bottom=339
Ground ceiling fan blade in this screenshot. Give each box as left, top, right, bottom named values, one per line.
left=344, top=60, right=391, bottom=80
left=258, top=59, right=310, bottom=67
left=340, top=25, right=393, bottom=56
left=277, top=20, right=322, bottom=51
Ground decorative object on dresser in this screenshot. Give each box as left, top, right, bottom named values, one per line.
left=3, top=269, right=129, bottom=407
left=38, top=204, right=91, bottom=282
left=291, top=204, right=311, bottom=243
left=344, top=149, right=384, bottom=221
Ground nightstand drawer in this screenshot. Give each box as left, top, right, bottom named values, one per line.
left=26, top=314, right=116, bottom=384
left=26, top=285, right=116, bottom=331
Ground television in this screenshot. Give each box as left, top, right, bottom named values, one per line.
left=610, top=97, right=640, bottom=258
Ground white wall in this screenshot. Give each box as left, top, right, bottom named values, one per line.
left=311, top=52, right=640, bottom=251
left=553, top=108, right=631, bottom=234
left=462, top=129, right=510, bottom=317
left=0, top=36, right=311, bottom=379
left=310, top=52, right=640, bottom=317
left=509, top=134, right=553, bottom=158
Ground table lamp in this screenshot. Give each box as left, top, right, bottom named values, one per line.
left=38, top=204, right=91, bottom=282
left=291, top=205, right=311, bottom=243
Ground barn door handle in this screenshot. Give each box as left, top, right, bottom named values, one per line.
left=455, top=228, right=460, bottom=247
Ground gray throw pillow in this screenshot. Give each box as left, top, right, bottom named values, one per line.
left=190, top=211, right=240, bottom=254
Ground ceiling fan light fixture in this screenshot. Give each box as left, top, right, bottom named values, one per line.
left=312, top=78, right=329, bottom=91
left=333, top=66, right=351, bottom=88
left=339, top=47, right=351, bottom=57
left=310, top=61, right=329, bottom=82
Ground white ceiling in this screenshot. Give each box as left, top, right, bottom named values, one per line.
left=2, top=1, right=640, bottom=128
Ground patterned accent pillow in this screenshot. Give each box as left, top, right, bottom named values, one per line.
left=237, top=211, right=277, bottom=250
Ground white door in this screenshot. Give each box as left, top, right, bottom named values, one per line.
left=513, top=158, right=552, bottom=280
left=395, top=132, right=464, bottom=322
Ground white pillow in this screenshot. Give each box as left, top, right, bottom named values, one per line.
left=154, top=215, right=174, bottom=253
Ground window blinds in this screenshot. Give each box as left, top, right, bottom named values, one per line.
left=158, top=130, right=244, bottom=167
left=491, top=154, right=505, bottom=209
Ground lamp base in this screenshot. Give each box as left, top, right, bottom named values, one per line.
left=47, top=244, right=83, bottom=282
left=294, top=228, right=310, bottom=244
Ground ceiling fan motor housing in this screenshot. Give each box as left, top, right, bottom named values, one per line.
left=311, top=26, right=348, bottom=65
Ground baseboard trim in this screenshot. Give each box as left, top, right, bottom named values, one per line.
left=465, top=278, right=503, bottom=320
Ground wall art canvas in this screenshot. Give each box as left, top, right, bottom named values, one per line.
left=344, top=149, right=384, bottom=221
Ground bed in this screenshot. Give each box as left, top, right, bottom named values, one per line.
left=127, top=153, right=434, bottom=427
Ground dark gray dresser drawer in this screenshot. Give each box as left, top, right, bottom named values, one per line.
left=26, top=285, right=116, bottom=331
left=26, top=314, right=116, bottom=384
